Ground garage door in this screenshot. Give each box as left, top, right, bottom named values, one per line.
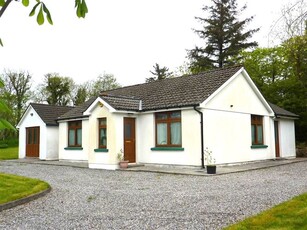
left=26, top=127, right=40, bottom=157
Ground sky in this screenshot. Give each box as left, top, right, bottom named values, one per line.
left=0, top=0, right=296, bottom=87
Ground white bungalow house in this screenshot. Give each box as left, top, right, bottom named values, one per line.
left=54, top=66, right=298, bottom=170
left=17, top=103, right=73, bottom=160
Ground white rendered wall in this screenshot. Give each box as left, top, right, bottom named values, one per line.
left=58, top=119, right=89, bottom=161
left=18, top=106, right=46, bottom=159
left=202, top=72, right=275, bottom=164
left=203, top=109, right=274, bottom=164
left=45, top=126, right=59, bottom=160
left=137, top=109, right=202, bottom=166
left=87, top=104, right=126, bottom=170
left=279, top=119, right=296, bottom=158
left=205, top=73, right=270, bottom=116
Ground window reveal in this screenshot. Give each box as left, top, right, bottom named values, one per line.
left=251, top=115, right=263, bottom=145
left=68, top=121, right=82, bottom=147
left=99, top=118, right=107, bottom=148
left=155, top=111, right=181, bottom=147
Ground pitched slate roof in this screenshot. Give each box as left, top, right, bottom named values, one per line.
left=58, top=97, right=97, bottom=120
left=101, top=95, right=141, bottom=111
left=30, top=103, right=74, bottom=126
left=268, top=103, right=299, bottom=118
left=58, top=65, right=243, bottom=119
left=103, top=65, right=243, bottom=111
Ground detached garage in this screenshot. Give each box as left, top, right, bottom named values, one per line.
left=17, top=103, right=73, bottom=160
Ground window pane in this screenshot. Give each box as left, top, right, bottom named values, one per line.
left=100, top=118, right=106, bottom=126
left=171, top=122, right=181, bottom=145
left=157, top=123, right=167, bottom=145
left=170, top=111, right=181, bottom=118
left=100, top=128, right=107, bottom=146
left=69, top=130, right=75, bottom=146
left=77, top=128, right=82, bottom=146
left=156, top=113, right=168, bottom=120
left=28, top=129, right=32, bottom=144
left=33, top=128, right=37, bottom=144
left=125, top=124, right=131, bottom=139
left=257, top=125, right=263, bottom=144
left=251, top=125, right=255, bottom=144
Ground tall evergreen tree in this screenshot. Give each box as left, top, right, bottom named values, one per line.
left=188, top=0, right=259, bottom=73
left=146, top=63, right=172, bottom=83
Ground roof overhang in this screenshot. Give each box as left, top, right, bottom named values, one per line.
left=16, top=104, right=45, bottom=128
left=84, top=97, right=116, bottom=115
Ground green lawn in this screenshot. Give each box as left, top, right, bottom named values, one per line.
left=0, top=147, right=50, bottom=206
left=224, top=193, right=307, bottom=230
left=0, top=146, right=18, bottom=160
left=0, top=173, right=50, bottom=204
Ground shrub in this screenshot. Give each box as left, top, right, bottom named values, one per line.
left=296, top=142, right=307, bottom=157
left=0, top=144, right=9, bottom=149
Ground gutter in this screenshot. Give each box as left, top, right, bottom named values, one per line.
left=193, top=106, right=205, bottom=169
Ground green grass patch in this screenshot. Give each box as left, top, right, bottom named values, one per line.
left=0, top=173, right=50, bottom=204
left=224, top=193, right=307, bottom=230
left=0, top=146, right=18, bottom=160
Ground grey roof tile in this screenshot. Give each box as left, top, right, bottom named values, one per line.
left=58, top=97, right=97, bottom=120
left=268, top=102, right=299, bottom=118
left=57, top=66, right=248, bottom=119
left=101, top=95, right=141, bottom=111
left=102, top=65, right=243, bottom=111
left=30, top=103, right=74, bottom=126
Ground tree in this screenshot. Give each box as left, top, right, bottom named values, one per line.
left=188, top=0, right=259, bottom=73
left=0, top=0, right=88, bottom=46
left=239, top=35, right=307, bottom=143
left=173, top=61, right=192, bottom=77
left=0, top=79, right=15, bottom=131
left=73, top=85, right=88, bottom=106
left=268, top=0, right=307, bottom=46
left=0, top=70, right=32, bottom=125
left=146, top=63, right=172, bottom=83
left=36, top=73, right=74, bottom=106
left=282, top=34, right=307, bottom=143
left=237, top=47, right=287, bottom=92
left=89, top=73, right=121, bottom=96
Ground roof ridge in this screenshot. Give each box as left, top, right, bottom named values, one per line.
left=100, top=94, right=141, bottom=100
left=30, top=103, right=75, bottom=109
left=104, top=65, right=244, bottom=93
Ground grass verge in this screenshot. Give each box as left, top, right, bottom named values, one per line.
left=0, top=173, right=50, bottom=204
left=0, top=147, right=18, bottom=160
left=224, top=193, right=307, bottom=230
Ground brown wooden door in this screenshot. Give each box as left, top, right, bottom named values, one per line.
left=274, top=121, right=280, bottom=158
left=124, top=118, right=136, bottom=163
left=26, top=127, right=40, bottom=157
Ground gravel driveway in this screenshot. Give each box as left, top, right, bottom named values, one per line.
left=0, top=161, right=306, bottom=230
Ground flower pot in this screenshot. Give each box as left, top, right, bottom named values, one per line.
left=119, top=160, right=129, bottom=169
left=206, top=165, right=216, bottom=174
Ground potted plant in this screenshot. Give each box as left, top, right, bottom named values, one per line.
left=117, top=149, right=129, bottom=169
left=204, top=147, right=216, bottom=174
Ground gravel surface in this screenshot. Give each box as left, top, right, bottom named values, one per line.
left=0, top=161, right=306, bottom=230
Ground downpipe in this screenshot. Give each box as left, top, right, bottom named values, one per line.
left=193, top=106, right=204, bottom=169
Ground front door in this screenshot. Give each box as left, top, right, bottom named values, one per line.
left=124, top=118, right=136, bottom=163
left=274, top=121, right=280, bottom=158
left=26, top=127, right=40, bottom=157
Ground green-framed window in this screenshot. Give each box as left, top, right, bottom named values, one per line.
left=155, top=111, right=181, bottom=147
left=68, top=121, right=82, bottom=147
left=251, top=115, right=263, bottom=145
left=98, top=118, right=107, bottom=149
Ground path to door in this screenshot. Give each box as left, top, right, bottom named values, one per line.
left=0, top=160, right=306, bottom=229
